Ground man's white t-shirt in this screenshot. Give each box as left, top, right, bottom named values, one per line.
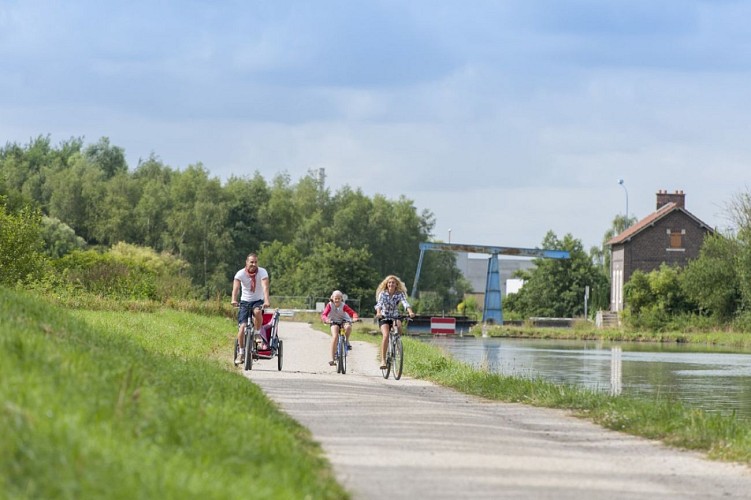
left=234, top=267, right=269, bottom=302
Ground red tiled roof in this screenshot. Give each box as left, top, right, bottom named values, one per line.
left=606, top=202, right=713, bottom=246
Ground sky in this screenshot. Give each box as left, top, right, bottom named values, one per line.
left=2, top=0, right=750, bottom=252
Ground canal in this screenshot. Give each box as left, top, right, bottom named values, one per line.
left=420, top=335, right=751, bottom=420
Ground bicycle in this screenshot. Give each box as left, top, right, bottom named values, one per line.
left=329, top=319, right=358, bottom=374
left=331, top=321, right=349, bottom=374
left=233, top=310, right=258, bottom=370
left=233, top=307, right=283, bottom=371
left=380, top=315, right=410, bottom=380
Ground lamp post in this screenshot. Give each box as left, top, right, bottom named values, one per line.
left=618, top=179, right=629, bottom=225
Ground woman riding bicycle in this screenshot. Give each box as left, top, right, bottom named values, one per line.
left=374, top=275, right=414, bottom=370
left=321, top=290, right=359, bottom=366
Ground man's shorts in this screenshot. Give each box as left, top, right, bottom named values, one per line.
left=238, top=300, right=264, bottom=326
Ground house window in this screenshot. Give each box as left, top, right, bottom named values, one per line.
left=666, top=229, right=686, bottom=251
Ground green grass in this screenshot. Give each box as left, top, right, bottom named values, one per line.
left=1, top=288, right=347, bottom=499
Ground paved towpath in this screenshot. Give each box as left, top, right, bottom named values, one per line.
left=244, top=321, right=751, bottom=499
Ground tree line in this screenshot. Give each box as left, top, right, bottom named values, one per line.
left=6, top=135, right=750, bottom=328
left=0, top=135, right=474, bottom=313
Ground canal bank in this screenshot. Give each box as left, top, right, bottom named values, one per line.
left=420, top=335, right=751, bottom=420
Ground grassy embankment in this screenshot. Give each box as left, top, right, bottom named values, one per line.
left=313, top=317, right=751, bottom=465
left=1, top=288, right=347, bottom=499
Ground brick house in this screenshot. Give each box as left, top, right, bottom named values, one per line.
left=606, top=190, right=715, bottom=312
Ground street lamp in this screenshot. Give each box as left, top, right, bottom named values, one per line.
left=618, top=179, right=629, bottom=224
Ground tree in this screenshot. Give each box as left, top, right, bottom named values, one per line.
left=622, top=270, right=653, bottom=315
left=259, top=241, right=379, bottom=312
left=508, top=231, right=608, bottom=318
left=0, top=203, right=46, bottom=285
left=413, top=249, right=472, bottom=313
left=132, top=156, right=174, bottom=250
left=162, top=164, right=232, bottom=296
left=45, top=153, right=106, bottom=242
left=681, top=234, right=741, bottom=320
left=84, top=137, right=128, bottom=179
left=92, top=172, right=141, bottom=245
left=224, top=172, right=271, bottom=274
left=40, top=216, right=87, bottom=258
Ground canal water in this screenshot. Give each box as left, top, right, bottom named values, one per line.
left=420, top=335, right=751, bottom=420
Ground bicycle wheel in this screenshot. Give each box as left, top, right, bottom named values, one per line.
left=393, top=335, right=404, bottom=380
left=277, top=339, right=283, bottom=371
left=381, top=335, right=392, bottom=379
left=244, top=327, right=254, bottom=371
left=338, top=337, right=347, bottom=374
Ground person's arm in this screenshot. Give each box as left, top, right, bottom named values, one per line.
left=343, top=304, right=359, bottom=321
left=321, top=303, right=331, bottom=323
left=231, top=279, right=240, bottom=306
left=261, top=276, right=270, bottom=307
left=374, top=293, right=383, bottom=317
left=401, top=294, right=415, bottom=317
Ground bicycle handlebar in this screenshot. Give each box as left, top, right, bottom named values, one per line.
left=376, top=314, right=412, bottom=321
left=326, top=319, right=360, bottom=325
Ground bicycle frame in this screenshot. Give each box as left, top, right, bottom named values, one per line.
left=381, top=315, right=408, bottom=380
left=334, top=322, right=348, bottom=374
left=243, top=315, right=257, bottom=371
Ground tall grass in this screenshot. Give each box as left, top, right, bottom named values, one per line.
left=1, top=287, right=346, bottom=499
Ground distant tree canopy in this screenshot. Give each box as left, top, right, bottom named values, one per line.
left=504, top=231, right=609, bottom=319
left=0, top=135, right=464, bottom=312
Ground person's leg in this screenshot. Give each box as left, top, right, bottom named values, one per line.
left=253, top=305, right=263, bottom=332
left=344, top=322, right=352, bottom=349
left=329, top=324, right=339, bottom=365
left=236, top=303, right=249, bottom=363
left=380, top=321, right=390, bottom=367
left=237, top=323, right=246, bottom=349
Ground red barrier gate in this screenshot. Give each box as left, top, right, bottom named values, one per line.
left=430, top=317, right=456, bottom=335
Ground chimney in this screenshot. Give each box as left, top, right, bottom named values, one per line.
left=656, top=189, right=685, bottom=210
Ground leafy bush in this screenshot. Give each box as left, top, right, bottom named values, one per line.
left=0, top=202, right=46, bottom=285
left=48, top=243, right=195, bottom=301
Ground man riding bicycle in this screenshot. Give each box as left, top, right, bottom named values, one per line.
left=231, top=253, right=270, bottom=364
left=321, top=290, right=359, bottom=366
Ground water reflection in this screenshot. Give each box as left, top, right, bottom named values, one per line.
left=422, top=336, right=751, bottom=419
left=610, top=346, right=622, bottom=396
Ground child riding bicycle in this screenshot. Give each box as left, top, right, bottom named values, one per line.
left=374, top=275, right=414, bottom=369
left=321, top=290, right=359, bottom=366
